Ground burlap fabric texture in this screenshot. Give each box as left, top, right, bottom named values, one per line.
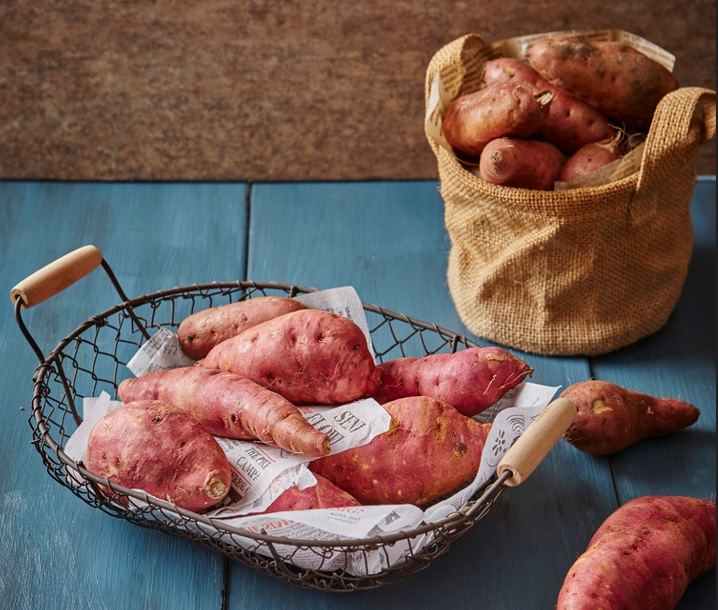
left=425, top=34, right=716, bottom=356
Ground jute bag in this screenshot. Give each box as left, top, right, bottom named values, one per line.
left=424, top=32, right=716, bottom=356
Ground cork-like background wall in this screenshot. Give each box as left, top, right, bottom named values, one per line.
left=1, top=1, right=715, bottom=181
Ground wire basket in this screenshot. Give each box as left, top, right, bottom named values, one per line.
left=11, top=245, right=574, bottom=592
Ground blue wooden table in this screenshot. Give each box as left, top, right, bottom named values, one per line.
left=1, top=178, right=715, bottom=610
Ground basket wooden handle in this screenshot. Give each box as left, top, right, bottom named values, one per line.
left=10, top=245, right=103, bottom=309
left=496, top=397, right=577, bottom=487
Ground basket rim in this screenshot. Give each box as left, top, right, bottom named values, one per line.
left=28, top=280, right=497, bottom=551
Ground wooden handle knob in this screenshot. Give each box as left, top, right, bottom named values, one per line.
left=10, top=245, right=103, bottom=309
left=496, top=397, right=577, bottom=487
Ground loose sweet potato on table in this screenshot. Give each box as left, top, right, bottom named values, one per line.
left=526, top=36, right=679, bottom=129
left=557, top=495, right=716, bottom=609
left=483, top=57, right=616, bottom=153
left=478, top=137, right=566, bottom=190
left=200, top=308, right=380, bottom=405
left=559, top=380, right=700, bottom=455
left=442, top=82, right=554, bottom=157
left=371, top=346, right=533, bottom=416
left=117, top=366, right=331, bottom=457
left=178, top=296, right=307, bottom=360
left=309, top=396, right=492, bottom=506
left=84, top=399, right=232, bottom=512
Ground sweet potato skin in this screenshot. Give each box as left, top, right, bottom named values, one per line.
left=371, top=346, right=533, bottom=417
left=557, top=138, right=622, bottom=183
left=559, top=380, right=700, bottom=455
left=557, top=495, right=716, bottom=610
left=117, top=366, right=331, bottom=457
left=526, top=36, right=679, bottom=129
left=479, top=137, right=566, bottom=190
left=201, top=309, right=380, bottom=405
left=309, top=396, right=492, bottom=506
left=442, top=82, right=553, bottom=157
left=85, top=399, right=232, bottom=512
left=178, top=296, right=307, bottom=360
left=483, top=57, right=615, bottom=153
left=262, top=473, right=362, bottom=513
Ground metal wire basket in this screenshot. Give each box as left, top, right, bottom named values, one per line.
left=11, top=245, right=574, bottom=592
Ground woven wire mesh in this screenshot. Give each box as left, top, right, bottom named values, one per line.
left=24, top=281, right=506, bottom=591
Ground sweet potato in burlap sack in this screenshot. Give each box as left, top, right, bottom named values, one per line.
left=424, top=32, right=716, bottom=356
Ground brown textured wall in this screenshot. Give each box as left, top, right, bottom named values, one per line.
left=1, top=1, right=715, bottom=181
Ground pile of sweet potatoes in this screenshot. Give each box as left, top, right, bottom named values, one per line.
left=87, top=295, right=533, bottom=513
left=442, top=35, right=679, bottom=189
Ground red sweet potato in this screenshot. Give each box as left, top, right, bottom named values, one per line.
left=442, top=82, right=554, bottom=157
left=557, top=137, right=623, bottom=183
left=371, top=346, right=533, bottom=417
left=559, top=380, right=700, bottom=455
left=478, top=137, right=566, bottom=190
left=262, top=473, right=362, bottom=513
left=117, top=366, right=331, bottom=457
left=557, top=495, right=716, bottom=609
left=310, top=396, right=492, bottom=506
left=526, top=36, right=679, bottom=129
left=483, top=57, right=616, bottom=153
left=201, top=309, right=380, bottom=405
left=178, top=296, right=307, bottom=360
left=85, top=399, right=232, bottom=512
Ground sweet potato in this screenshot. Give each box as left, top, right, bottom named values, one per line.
left=371, top=346, right=533, bottom=417
left=117, top=366, right=331, bottom=457
left=178, top=296, right=307, bottom=360
left=84, top=399, right=232, bottom=512
left=526, top=36, right=679, bottom=129
left=559, top=380, right=700, bottom=455
left=201, top=309, right=380, bottom=405
left=309, top=396, right=492, bottom=506
left=557, top=495, right=716, bottom=609
left=483, top=57, right=616, bottom=153
left=442, top=82, right=554, bottom=157
left=557, top=137, right=623, bottom=183
left=262, top=473, right=362, bottom=513
left=478, top=137, right=566, bottom=190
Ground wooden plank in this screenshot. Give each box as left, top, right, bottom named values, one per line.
left=0, top=181, right=248, bottom=610
left=230, top=180, right=617, bottom=608
left=1, top=178, right=714, bottom=609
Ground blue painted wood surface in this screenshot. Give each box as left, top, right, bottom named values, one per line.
left=0, top=178, right=715, bottom=610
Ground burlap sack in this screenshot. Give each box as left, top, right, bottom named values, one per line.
left=424, top=33, right=716, bottom=356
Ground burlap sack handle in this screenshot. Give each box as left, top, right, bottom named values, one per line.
left=424, top=33, right=484, bottom=109
left=636, top=87, right=716, bottom=195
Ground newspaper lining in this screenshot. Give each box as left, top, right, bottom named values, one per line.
left=65, top=286, right=560, bottom=576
